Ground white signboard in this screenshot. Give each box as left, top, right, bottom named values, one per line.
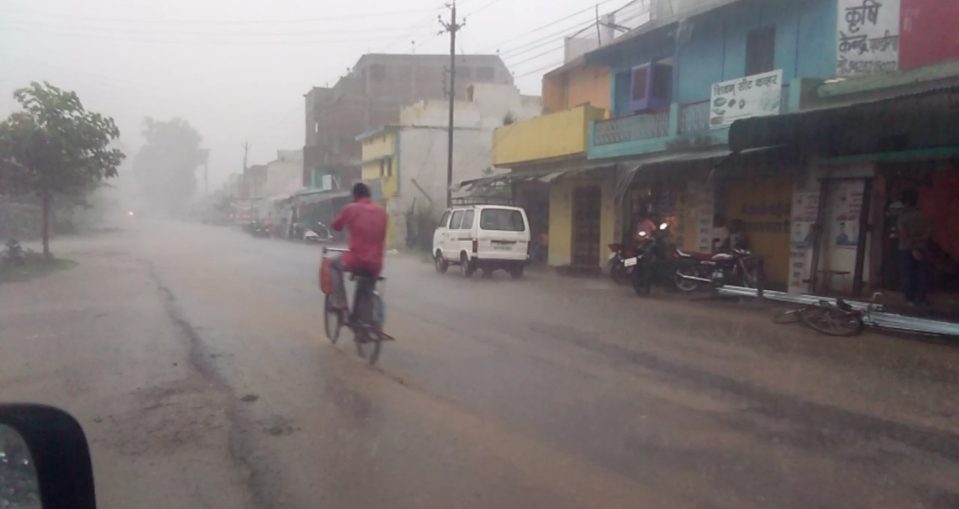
left=709, top=69, right=783, bottom=129
left=788, top=191, right=820, bottom=294
left=837, top=0, right=900, bottom=76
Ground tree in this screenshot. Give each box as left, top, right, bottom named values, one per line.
left=132, top=118, right=207, bottom=215
left=0, top=82, right=124, bottom=257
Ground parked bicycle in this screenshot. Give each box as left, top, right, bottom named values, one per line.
left=322, top=247, right=393, bottom=365
left=771, top=291, right=959, bottom=339
left=773, top=298, right=865, bottom=336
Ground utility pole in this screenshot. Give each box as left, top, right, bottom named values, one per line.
left=241, top=141, right=250, bottom=171
left=439, top=2, right=464, bottom=208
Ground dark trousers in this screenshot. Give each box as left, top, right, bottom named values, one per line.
left=897, top=249, right=928, bottom=304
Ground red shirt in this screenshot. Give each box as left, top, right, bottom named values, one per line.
left=331, top=198, right=388, bottom=274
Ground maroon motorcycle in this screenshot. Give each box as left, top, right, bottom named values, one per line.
left=672, top=247, right=761, bottom=292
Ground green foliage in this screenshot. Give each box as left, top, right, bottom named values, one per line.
left=502, top=111, right=516, bottom=125
left=132, top=117, right=207, bottom=215
left=0, top=81, right=125, bottom=256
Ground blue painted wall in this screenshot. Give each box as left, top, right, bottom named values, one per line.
left=607, top=29, right=678, bottom=116
left=675, top=0, right=837, bottom=103
left=606, top=0, right=837, bottom=110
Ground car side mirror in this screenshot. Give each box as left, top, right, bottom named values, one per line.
left=0, top=404, right=97, bottom=509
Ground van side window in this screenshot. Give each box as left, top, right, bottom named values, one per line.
left=461, top=210, right=475, bottom=230
left=449, top=210, right=464, bottom=230
left=438, top=211, right=450, bottom=228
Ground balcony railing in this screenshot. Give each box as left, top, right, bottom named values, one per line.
left=678, top=100, right=710, bottom=135
left=592, top=110, right=670, bottom=146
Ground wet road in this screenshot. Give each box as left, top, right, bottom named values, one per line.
left=2, top=221, right=958, bottom=509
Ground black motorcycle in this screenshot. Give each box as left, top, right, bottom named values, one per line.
left=629, top=223, right=673, bottom=297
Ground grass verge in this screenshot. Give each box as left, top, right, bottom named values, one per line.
left=0, top=258, right=77, bottom=284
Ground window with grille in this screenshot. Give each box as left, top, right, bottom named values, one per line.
left=746, top=26, right=775, bottom=76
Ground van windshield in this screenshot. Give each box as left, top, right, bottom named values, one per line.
left=480, top=209, right=526, bottom=232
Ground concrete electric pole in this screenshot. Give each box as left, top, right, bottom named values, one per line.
left=439, top=2, right=464, bottom=208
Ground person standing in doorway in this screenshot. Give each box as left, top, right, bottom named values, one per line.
left=711, top=214, right=730, bottom=253
left=897, top=187, right=932, bottom=307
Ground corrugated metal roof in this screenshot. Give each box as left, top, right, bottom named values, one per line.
left=452, top=161, right=616, bottom=191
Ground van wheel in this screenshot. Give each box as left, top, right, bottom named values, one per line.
left=434, top=251, right=448, bottom=274
left=460, top=254, right=474, bottom=278
left=509, top=266, right=524, bottom=280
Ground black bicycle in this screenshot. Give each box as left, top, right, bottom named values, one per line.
left=322, top=247, right=394, bottom=365
left=772, top=298, right=865, bottom=336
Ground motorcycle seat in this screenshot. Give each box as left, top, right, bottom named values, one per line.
left=676, top=249, right=734, bottom=261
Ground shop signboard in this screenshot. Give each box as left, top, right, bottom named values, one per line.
left=709, top=69, right=783, bottom=129
left=788, top=191, right=821, bottom=293
left=831, top=180, right=865, bottom=250
left=836, top=0, right=900, bottom=76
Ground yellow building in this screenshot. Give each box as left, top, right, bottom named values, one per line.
left=480, top=58, right=613, bottom=272
left=542, top=57, right=611, bottom=114
left=357, top=125, right=399, bottom=248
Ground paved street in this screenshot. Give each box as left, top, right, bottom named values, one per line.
left=1, top=221, right=958, bottom=509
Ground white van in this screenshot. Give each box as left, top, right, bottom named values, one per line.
left=432, top=204, right=531, bottom=279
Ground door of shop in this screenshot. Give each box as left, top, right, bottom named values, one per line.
left=572, top=186, right=601, bottom=268
left=724, top=176, right=792, bottom=288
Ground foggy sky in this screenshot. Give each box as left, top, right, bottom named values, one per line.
left=0, top=0, right=630, bottom=192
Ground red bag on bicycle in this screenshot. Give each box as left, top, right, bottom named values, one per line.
left=319, top=256, right=333, bottom=295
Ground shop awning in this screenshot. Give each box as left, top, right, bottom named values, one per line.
left=728, top=83, right=959, bottom=153
left=614, top=147, right=732, bottom=204
left=452, top=162, right=615, bottom=192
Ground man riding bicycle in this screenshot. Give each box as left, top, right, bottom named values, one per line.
left=329, top=182, right=388, bottom=310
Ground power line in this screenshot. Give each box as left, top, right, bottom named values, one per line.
left=503, top=44, right=565, bottom=68
left=494, top=3, right=653, bottom=58
left=375, top=1, right=450, bottom=53
left=476, top=0, right=623, bottom=53
left=0, top=6, right=446, bottom=25
left=496, top=19, right=595, bottom=57
left=462, top=0, right=510, bottom=17
left=513, top=60, right=565, bottom=79
left=0, top=19, right=420, bottom=37
left=0, top=25, right=415, bottom=45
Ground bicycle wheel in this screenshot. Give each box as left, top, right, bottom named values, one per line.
left=323, top=294, right=342, bottom=344
left=354, top=325, right=382, bottom=365
left=772, top=308, right=803, bottom=324
left=800, top=305, right=864, bottom=336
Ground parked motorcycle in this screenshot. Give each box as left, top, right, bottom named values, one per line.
left=607, top=243, right=636, bottom=285
left=673, top=247, right=761, bottom=291
left=628, top=223, right=672, bottom=297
